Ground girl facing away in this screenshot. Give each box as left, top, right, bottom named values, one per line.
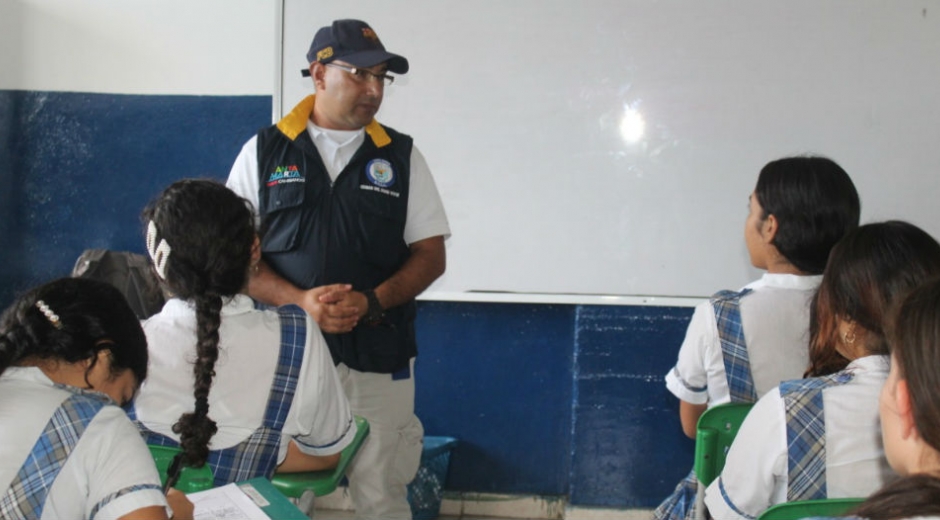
left=704, top=221, right=940, bottom=519
left=0, top=277, right=193, bottom=520
left=128, top=179, right=356, bottom=487
left=655, top=156, right=860, bottom=520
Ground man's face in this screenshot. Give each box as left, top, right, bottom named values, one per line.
left=311, top=60, right=387, bottom=130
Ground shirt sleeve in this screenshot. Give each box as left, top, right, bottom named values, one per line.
left=704, top=388, right=788, bottom=520
left=81, top=407, right=168, bottom=520
left=284, top=315, right=356, bottom=457
left=664, top=301, right=715, bottom=405
left=404, top=144, right=450, bottom=245
left=226, top=135, right=262, bottom=226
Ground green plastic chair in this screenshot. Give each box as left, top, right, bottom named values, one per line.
left=147, top=444, right=215, bottom=493
left=271, top=415, right=371, bottom=513
left=758, top=497, right=866, bottom=520
left=692, top=402, right=755, bottom=520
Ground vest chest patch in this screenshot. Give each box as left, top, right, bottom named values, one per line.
left=266, top=165, right=304, bottom=187
left=361, top=158, right=401, bottom=197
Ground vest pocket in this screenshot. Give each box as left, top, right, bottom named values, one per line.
left=356, top=200, right=407, bottom=271
left=260, top=185, right=306, bottom=253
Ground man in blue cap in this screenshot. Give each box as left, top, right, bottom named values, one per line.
left=227, top=18, right=450, bottom=519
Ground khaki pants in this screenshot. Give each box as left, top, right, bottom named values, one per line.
left=337, top=358, right=424, bottom=520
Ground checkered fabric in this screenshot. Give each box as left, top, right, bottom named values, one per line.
left=0, top=391, right=108, bottom=519
left=780, top=371, right=855, bottom=501
left=134, top=304, right=307, bottom=485
left=652, top=469, right=698, bottom=520
left=711, top=288, right=758, bottom=403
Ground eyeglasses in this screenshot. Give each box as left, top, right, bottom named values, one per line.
left=326, top=63, right=395, bottom=86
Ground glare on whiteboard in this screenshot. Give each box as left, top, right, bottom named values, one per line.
left=619, top=106, right=645, bottom=144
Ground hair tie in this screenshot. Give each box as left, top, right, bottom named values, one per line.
left=35, top=300, right=62, bottom=329
left=146, top=220, right=172, bottom=280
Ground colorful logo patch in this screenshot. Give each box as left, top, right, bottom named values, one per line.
left=317, top=47, right=333, bottom=61
left=365, top=159, right=395, bottom=188
left=266, top=165, right=304, bottom=186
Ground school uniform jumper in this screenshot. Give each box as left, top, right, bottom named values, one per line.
left=704, top=356, right=893, bottom=520
left=226, top=94, right=451, bottom=519
left=655, top=273, right=821, bottom=520
left=0, top=367, right=167, bottom=520
left=130, top=295, right=356, bottom=484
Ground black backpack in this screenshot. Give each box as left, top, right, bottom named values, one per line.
left=71, top=249, right=167, bottom=320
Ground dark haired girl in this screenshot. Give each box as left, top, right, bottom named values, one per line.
left=0, top=277, right=192, bottom=519
left=129, top=179, right=354, bottom=486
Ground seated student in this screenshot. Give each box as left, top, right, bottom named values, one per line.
left=128, top=179, right=356, bottom=486
left=0, top=277, right=193, bottom=520
left=704, top=221, right=940, bottom=520
left=655, top=156, right=860, bottom=520
left=812, top=278, right=940, bottom=520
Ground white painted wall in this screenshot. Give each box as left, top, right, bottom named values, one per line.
left=0, top=0, right=275, bottom=95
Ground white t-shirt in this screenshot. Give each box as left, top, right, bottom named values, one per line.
left=134, top=295, right=356, bottom=461
left=704, top=355, right=894, bottom=520
left=665, top=273, right=821, bottom=406
left=226, top=121, right=450, bottom=246
left=0, top=367, right=167, bottom=520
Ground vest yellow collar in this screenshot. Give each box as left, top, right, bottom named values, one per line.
left=276, top=95, right=392, bottom=148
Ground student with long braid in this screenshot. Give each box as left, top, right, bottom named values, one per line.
left=0, top=277, right=193, bottom=520
left=129, top=179, right=356, bottom=486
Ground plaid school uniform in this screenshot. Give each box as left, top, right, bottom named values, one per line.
left=781, top=371, right=855, bottom=501
left=653, top=289, right=756, bottom=520
left=1, top=387, right=160, bottom=519
left=130, top=304, right=308, bottom=485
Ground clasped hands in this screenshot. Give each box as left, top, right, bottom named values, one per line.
left=298, top=284, right=368, bottom=334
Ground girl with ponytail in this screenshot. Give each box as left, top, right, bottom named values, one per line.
left=129, top=179, right=355, bottom=486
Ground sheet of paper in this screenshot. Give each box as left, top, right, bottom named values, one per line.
left=188, top=482, right=269, bottom=520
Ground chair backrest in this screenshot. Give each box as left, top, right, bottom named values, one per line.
left=758, top=497, right=866, bottom=520
left=693, top=402, right=754, bottom=487
left=271, top=415, right=371, bottom=498
left=148, top=444, right=215, bottom=493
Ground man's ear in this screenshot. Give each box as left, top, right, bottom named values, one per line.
left=310, top=62, right=327, bottom=90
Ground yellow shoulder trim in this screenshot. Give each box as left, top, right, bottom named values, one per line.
left=276, top=95, right=317, bottom=140
left=365, top=120, right=392, bottom=148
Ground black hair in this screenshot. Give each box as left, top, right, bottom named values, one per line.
left=142, top=178, right=256, bottom=468
left=806, top=221, right=940, bottom=377
left=0, top=277, right=148, bottom=387
left=754, top=156, right=860, bottom=274
left=850, top=473, right=940, bottom=520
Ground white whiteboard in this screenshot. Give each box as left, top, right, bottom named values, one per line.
left=278, top=1, right=940, bottom=300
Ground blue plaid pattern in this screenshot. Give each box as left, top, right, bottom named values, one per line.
left=652, top=469, right=698, bottom=520
left=780, top=371, right=855, bottom=501
left=0, top=392, right=108, bottom=519
left=135, top=304, right=307, bottom=486
left=712, top=288, right=758, bottom=403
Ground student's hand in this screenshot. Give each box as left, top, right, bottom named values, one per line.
left=299, top=284, right=361, bottom=333
left=167, top=488, right=194, bottom=520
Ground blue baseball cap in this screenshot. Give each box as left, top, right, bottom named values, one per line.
left=306, top=19, right=409, bottom=74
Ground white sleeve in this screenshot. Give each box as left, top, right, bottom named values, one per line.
left=664, top=301, right=715, bottom=405
left=284, top=316, right=356, bottom=457
left=80, top=408, right=168, bottom=520
left=704, top=388, right=788, bottom=520
left=404, top=144, right=450, bottom=245
left=226, top=135, right=262, bottom=226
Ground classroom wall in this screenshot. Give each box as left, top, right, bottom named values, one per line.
left=0, top=0, right=697, bottom=509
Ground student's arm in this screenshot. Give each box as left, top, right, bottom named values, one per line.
left=118, top=491, right=193, bottom=520
left=276, top=440, right=342, bottom=473
left=680, top=400, right=708, bottom=439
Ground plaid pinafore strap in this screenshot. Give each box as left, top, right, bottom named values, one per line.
left=133, top=304, right=307, bottom=486
left=780, top=370, right=855, bottom=501
left=0, top=390, right=134, bottom=519
left=711, top=288, right=758, bottom=403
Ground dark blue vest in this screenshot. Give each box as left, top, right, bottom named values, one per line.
left=255, top=112, right=416, bottom=373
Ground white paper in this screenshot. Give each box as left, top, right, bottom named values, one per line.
left=188, top=482, right=269, bottom=520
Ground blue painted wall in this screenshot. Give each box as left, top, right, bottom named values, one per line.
left=0, top=90, right=695, bottom=508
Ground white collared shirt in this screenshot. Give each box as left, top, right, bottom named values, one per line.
left=135, top=295, right=356, bottom=461
left=704, top=355, right=894, bottom=520
left=665, top=273, right=822, bottom=407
